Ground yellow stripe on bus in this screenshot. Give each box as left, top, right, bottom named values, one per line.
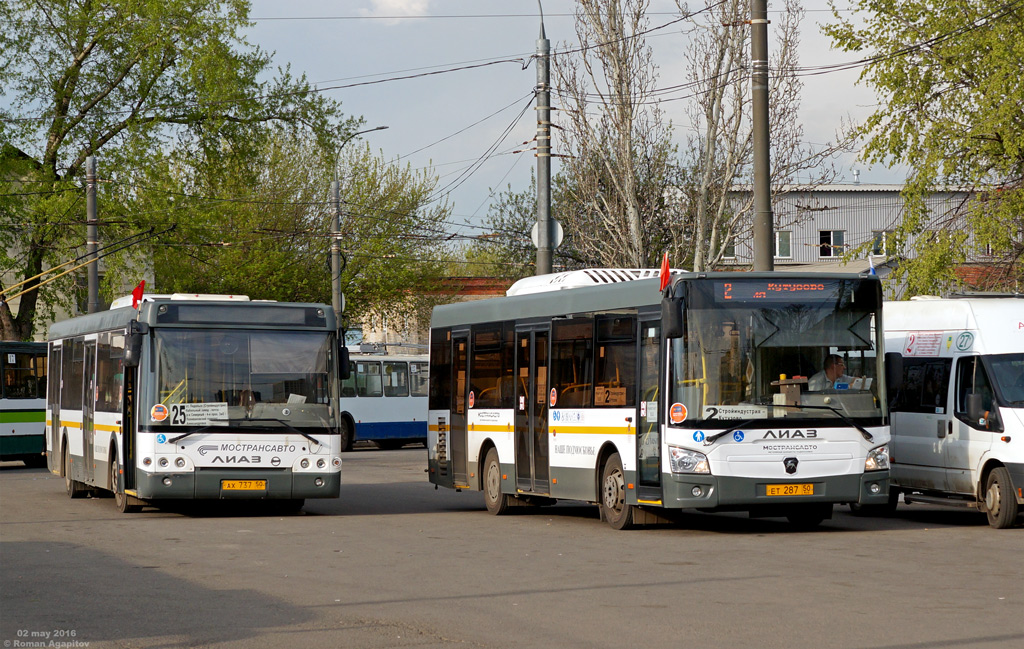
left=58, top=420, right=121, bottom=433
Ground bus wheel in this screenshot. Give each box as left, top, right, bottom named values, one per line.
left=483, top=448, right=509, bottom=515
left=984, top=467, right=1019, bottom=529
left=786, top=504, right=831, bottom=529
left=340, top=419, right=354, bottom=452
left=110, top=454, right=142, bottom=513
left=600, top=453, right=634, bottom=530
left=63, top=444, right=87, bottom=499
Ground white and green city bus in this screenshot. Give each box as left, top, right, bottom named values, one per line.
left=427, top=269, right=894, bottom=529
left=46, top=293, right=348, bottom=513
left=0, top=341, right=48, bottom=467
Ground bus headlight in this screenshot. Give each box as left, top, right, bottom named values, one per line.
left=865, top=445, right=889, bottom=471
left=668, top=446, right=710, bottom=474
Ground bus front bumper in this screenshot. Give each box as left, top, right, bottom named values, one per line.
left=661, top=470, right=890, bottom=511
left=133, top=468, right=341, bottom=500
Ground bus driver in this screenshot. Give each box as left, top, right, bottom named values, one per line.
left=808, top=354, right=854, bottom=391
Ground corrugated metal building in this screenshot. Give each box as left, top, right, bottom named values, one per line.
left=722, top=184, right=974, bottom=269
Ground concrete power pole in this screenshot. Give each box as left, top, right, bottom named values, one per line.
left=330, top=126, right=388, bottom=325
left=535, top=8, right=553, bottom=276
left=86, top=156, right=100, bottom=313
left=331, top=178, right=343, bottom=323
left=751, top=0, right=774, bottom=272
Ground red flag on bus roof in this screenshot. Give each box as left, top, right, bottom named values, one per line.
left=659, top=252, right=670, bottom=291
left=131, top=280, right=145, bottom=309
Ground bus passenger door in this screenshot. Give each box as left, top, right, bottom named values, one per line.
left=450, top=333, right=469, bottom=487
left=637, top=319, right=662, bottom=502
left=82, top=340, right=97, bottom=481
left=47, top=344, right=62, bottom=471
left=515, top=327, right=550, bottom=494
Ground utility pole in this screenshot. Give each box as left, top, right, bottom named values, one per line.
left=86, top=156, right=100, bottom=313
left=751, top=0, right=774, bottom=272
left=331, top=126, right=388, bottom=325
left=535, top=3, right=553, bottom=276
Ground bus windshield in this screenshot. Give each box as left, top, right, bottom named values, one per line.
left=987, top=353, right=1024, bottom=406
left=668, top=279, right=884, bottom=428
left=145, top=329, right=336, bottom=430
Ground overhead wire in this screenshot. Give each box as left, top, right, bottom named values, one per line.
left=6, top=1, right=1016, bottom=253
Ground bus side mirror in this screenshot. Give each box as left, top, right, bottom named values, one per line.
left=338, top=344, right=350, bottom=380
left=662, top=297, right=683, bottom=339
left=123, top=321, right=150, bottom=368
left=884, top=352, right=903, bottom=392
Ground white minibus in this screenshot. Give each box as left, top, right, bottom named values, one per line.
left=884, top=296, right=1023, bottom=528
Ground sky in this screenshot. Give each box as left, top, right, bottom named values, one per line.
left=246, top=0, right=902, bottom=236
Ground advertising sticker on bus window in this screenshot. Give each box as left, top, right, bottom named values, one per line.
left=670, top=403, right=687, bottom=423
left=151, top=404, right=169, bottom=422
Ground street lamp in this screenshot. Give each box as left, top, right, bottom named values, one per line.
left=331, top=125, right=389, bottom=325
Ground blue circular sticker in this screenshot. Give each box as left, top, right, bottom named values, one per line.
left=693, top=431, right=705, bottom=442
left=732, top=431, right=745, bottom=442
left=156, top=433, right=167, bottom=444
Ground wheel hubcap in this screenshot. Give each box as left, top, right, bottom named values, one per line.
left=986, top=482, right=1001, bottom=513
left=603, top=470, right=624, bottom=511
left=486, top=463, right=499, bottom=501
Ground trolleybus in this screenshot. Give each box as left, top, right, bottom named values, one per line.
left=46, top=293, right=347, bottom=512
left=338, top=353, right=428, bottom=450
left=1, top=341, right=48, bottom=467
left=427, top=269, right=893, bottom=529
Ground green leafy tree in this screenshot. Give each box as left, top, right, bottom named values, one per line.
left=112, top=134, right=453, bottom=329
left=825, top=0, right=1024, bottom=293
left=462, top=171, right=585, bottom=280
left=0, top=0, right=349, bottom=340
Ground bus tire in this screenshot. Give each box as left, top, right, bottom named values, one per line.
left=483, top=448, right=509, bottom=515
left=600, top=453, right=634, bottom=530
left=340, top=418, right=354, bottom=452
left=63, top=443, right=88, bottom=499
left=984, top=467, right=1019, bottom=529
left=110, top=451, right=142, bottom=513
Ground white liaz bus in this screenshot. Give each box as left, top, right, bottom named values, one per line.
left=338, top=353, right=428, bottom=450
left=46, top=293, right=348, bottom=513
left=883, top=296, right=1023, bottom=528
left=427, top=269, right=893, bottom=529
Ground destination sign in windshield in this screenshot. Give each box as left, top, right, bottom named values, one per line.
left=715, top=280, right=840, bottom=302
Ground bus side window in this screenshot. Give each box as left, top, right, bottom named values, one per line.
left=383, top=361, right=410, bottom=397
left=357, top=361, right=382, bottom=397
left=954, top=357, right=1000, bottom=430
left=409, top=361, right=429, bottom=397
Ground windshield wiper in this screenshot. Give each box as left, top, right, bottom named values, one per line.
left=701, top=405, right=875, bottom=445
left=168, top=418, right=321, bottom=445
left=168, top=424, right=228, bottom=444
left=704, top=420, right=759, bottom=445
left=231, top=417, right=322, bottom=445
left=781, top=404, right=874, bottom=442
